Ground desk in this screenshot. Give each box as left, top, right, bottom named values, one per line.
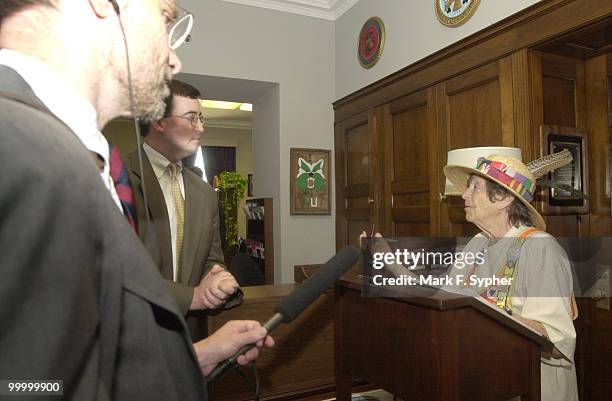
left=208, top=284, right=335, bottom=400
left=335, top=277, right=551, bottom=401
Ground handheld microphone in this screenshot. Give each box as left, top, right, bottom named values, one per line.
left=204, top=245, right=360, bottom=384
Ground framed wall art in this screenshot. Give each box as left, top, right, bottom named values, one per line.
left=290, top=148, right=331, bottom=215
left=539, top=125, right=589, bottom=215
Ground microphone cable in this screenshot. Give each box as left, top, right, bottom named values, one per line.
left=231, top=361, right=261, bottom=401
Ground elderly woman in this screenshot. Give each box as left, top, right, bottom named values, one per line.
left=443, top=152, right=578, bottom=401
left=362, top=151, right=578, bottom=400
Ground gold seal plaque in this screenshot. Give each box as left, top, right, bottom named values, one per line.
left=435, top=0, right=481, bottom=27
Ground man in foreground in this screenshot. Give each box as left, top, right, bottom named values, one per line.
left=0, top=1, right=272, bottom=399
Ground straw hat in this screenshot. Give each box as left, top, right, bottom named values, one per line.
left=443, top=149, right=573, bottom=231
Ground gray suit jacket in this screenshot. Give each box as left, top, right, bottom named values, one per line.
left=0, top=66, right=207, bottom=400
left=125, top=150, right=240, bottom=341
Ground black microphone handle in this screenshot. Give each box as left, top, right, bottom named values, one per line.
left=204, top=313, right=284, bottom=384
left=275, top=246, right=359, bottom=323
left=204, top=246, right=359, bottom=384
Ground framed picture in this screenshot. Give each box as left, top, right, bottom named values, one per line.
left=539, top=125, right=589, bottom=215
left=290, top=148, right=331, bottom=215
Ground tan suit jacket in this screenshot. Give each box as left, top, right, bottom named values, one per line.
left=125, top=149, right=232, bottom=341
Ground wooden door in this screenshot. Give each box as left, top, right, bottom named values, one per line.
left=436, top=57, right=516, bottom=237
left=530, top=51, right=590, bottom=239
left=381, top=88, right=439, bottom=237
left=335, top=110, right=382, bottom=249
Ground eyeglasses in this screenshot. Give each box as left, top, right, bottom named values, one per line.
left=166, top=113, right=205, bottom=127
left=168, top=5, right=194, bottom=50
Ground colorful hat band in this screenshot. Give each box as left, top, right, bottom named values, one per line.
left=475, top=158, right=535, bottom=202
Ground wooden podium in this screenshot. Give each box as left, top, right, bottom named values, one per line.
left=335, top=276, right=553, bottom=401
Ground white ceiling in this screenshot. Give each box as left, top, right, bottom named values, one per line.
left=202, top=107, right=252, bottom=131
left=220, top=0, right=360, bottom=21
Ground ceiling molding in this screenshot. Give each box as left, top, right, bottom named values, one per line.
left=205, top=119, right=253, bottom=130
left=220, top=0, right=359, bottom=21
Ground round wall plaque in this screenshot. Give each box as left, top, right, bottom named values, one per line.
left=435, top=0, right=481, bottom=27
left=357, top=17, right=385, bottom=69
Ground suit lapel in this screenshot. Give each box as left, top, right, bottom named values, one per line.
left=129, top=150, right=174, bottom=280
left=180, top=170, right=204, bottom=284
left=0, top=66, right=45, bottom=107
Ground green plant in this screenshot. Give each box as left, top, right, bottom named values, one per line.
left=217, top=171, right=247, bottom=251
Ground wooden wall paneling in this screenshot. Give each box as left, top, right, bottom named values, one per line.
left=530, top=51, right=545, bottom=159
left=609, top=54, right=612, bottom=233
left=334, top=121, right=346, bottom=251
left=573, top=297, right=592, bottom=401
left=609, top=55, right=612, bottom=233
left=541, top=53, right=587, bottom=128
left=436, top=58, right=515, bottom=237
left=334, top=1, right=612, bottom=123
left=532, top=51, right=591, bottom=240
left=371, top=106, right=385, bottom=235
left=436, top=82, right=452, bottom=237
left=500, top=56, right=516, bottom=147
left=332, top=7, right=612, bottom=401
left=589, top=295, right=612, bottom=401
left=534, top=51, right=602, bottom=401
left=585, top=54, right=611, bottom=230
left=512, top=49, right=537, bottom=162
left=382, top=90, right=433, bottom=237
left=382, top=103, right=393, bottom=236
left=536, top=17, right=612, bottom=60
left=581, top=53, right=612, bottom=401
left=427, top=87, right=442, bottom=236
left=335, top=110, right=382, bottom=249
left=436, top=80, right=477, bottom=238
left=444, top=58, right=515, bottom=149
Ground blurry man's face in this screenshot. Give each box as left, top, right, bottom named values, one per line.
left=160, top=95, right=204, bottom=160
left=115, top=0, right=181, bottom=121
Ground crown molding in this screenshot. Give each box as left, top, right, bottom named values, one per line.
left=205, top=119, right=253, bottom=130
left=220, top=0, right=359, bottom=21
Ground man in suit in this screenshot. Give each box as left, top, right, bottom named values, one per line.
left=126, top=79, right=241, bottom=341
left=0, top=1, right=272, bottom=400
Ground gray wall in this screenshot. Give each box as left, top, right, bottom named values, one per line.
left=179, top=0, right=336, bottom=283
left=335, top=0, right=542, bottom=99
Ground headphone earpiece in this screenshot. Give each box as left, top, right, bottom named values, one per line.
left=109, top=0, right=120, bottom=15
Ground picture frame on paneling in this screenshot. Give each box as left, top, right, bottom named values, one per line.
left=290, top=148, right=331, bottom=215
left=539, top=125, right=589, bottom=215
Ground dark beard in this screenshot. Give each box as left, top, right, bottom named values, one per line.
left=135, top=75, right=171, bottom=122
left=117, top=62, right=171, bottom=122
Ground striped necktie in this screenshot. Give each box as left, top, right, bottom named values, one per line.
left=109, top=143, right=138, bottom=233
left=168, top=163, right=185, bottom=280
